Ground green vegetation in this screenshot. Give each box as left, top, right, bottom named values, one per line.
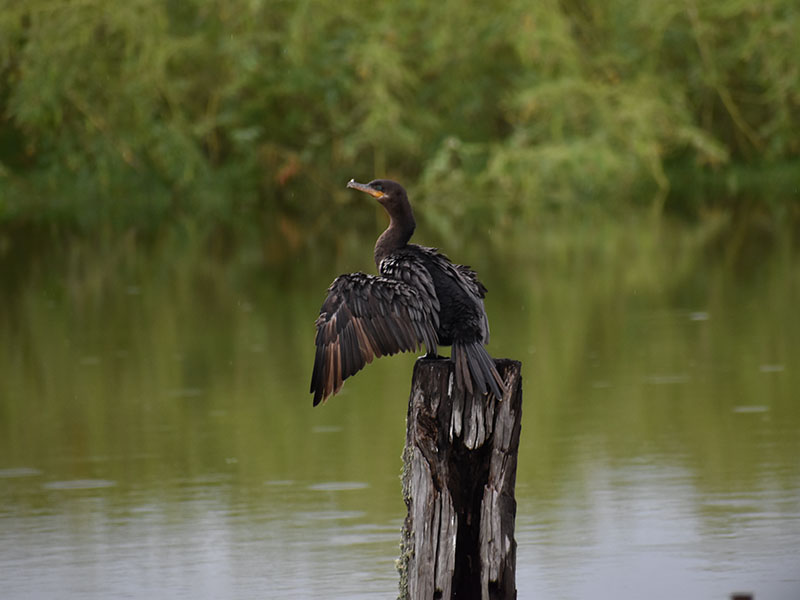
left=0, top=0, right=798, bottom=253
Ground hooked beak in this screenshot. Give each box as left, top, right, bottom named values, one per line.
left=347, top=179, right=384, bottom=198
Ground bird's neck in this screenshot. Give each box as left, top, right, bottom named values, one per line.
left=374, top=213, right=415, bottom=269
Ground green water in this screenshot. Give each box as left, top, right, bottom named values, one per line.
left=1, top=225, right=799, bottom=599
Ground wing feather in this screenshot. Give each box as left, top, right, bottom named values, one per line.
left=405, top=245, right=490, bottom=345
left=311, top=271, right=439, bottom=405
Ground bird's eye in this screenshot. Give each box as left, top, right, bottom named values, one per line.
left=373, top=183, right=383, bottom=192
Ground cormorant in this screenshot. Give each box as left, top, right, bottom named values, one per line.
left=310, top=179, right=505, bottom=406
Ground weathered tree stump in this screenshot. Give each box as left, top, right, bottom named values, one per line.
left=399, top=358, right=522, bottom=600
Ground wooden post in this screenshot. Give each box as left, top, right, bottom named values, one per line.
left=399, top=358, right=522, bottom=600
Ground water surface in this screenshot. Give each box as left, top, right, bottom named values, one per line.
left=1, top=228, right=798, bottom=599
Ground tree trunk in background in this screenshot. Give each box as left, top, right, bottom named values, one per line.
left=399, top=358, right=522, bottom=600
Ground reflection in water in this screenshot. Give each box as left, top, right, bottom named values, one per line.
left=2, top=478, right=399, bottom=599
left=1, top=228, right=799, bottom=599
left=517, top=458, right=800, bottom=599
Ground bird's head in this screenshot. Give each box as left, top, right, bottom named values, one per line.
left=346, top=179, right=409, bottom=216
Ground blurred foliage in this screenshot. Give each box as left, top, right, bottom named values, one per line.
left=0, top=0, right=798, bottom=254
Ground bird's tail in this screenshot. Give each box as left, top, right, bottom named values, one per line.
left=452, top=340, right=506, bottom=400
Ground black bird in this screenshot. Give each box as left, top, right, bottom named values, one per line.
left=310, top=179, right=505, bottom=406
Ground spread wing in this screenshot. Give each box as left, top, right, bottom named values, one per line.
left=412, top=245, right=491, bottom=344
left=310, top=272, right=439, bottom=406
left=452, top=262, right=491, bottom=344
